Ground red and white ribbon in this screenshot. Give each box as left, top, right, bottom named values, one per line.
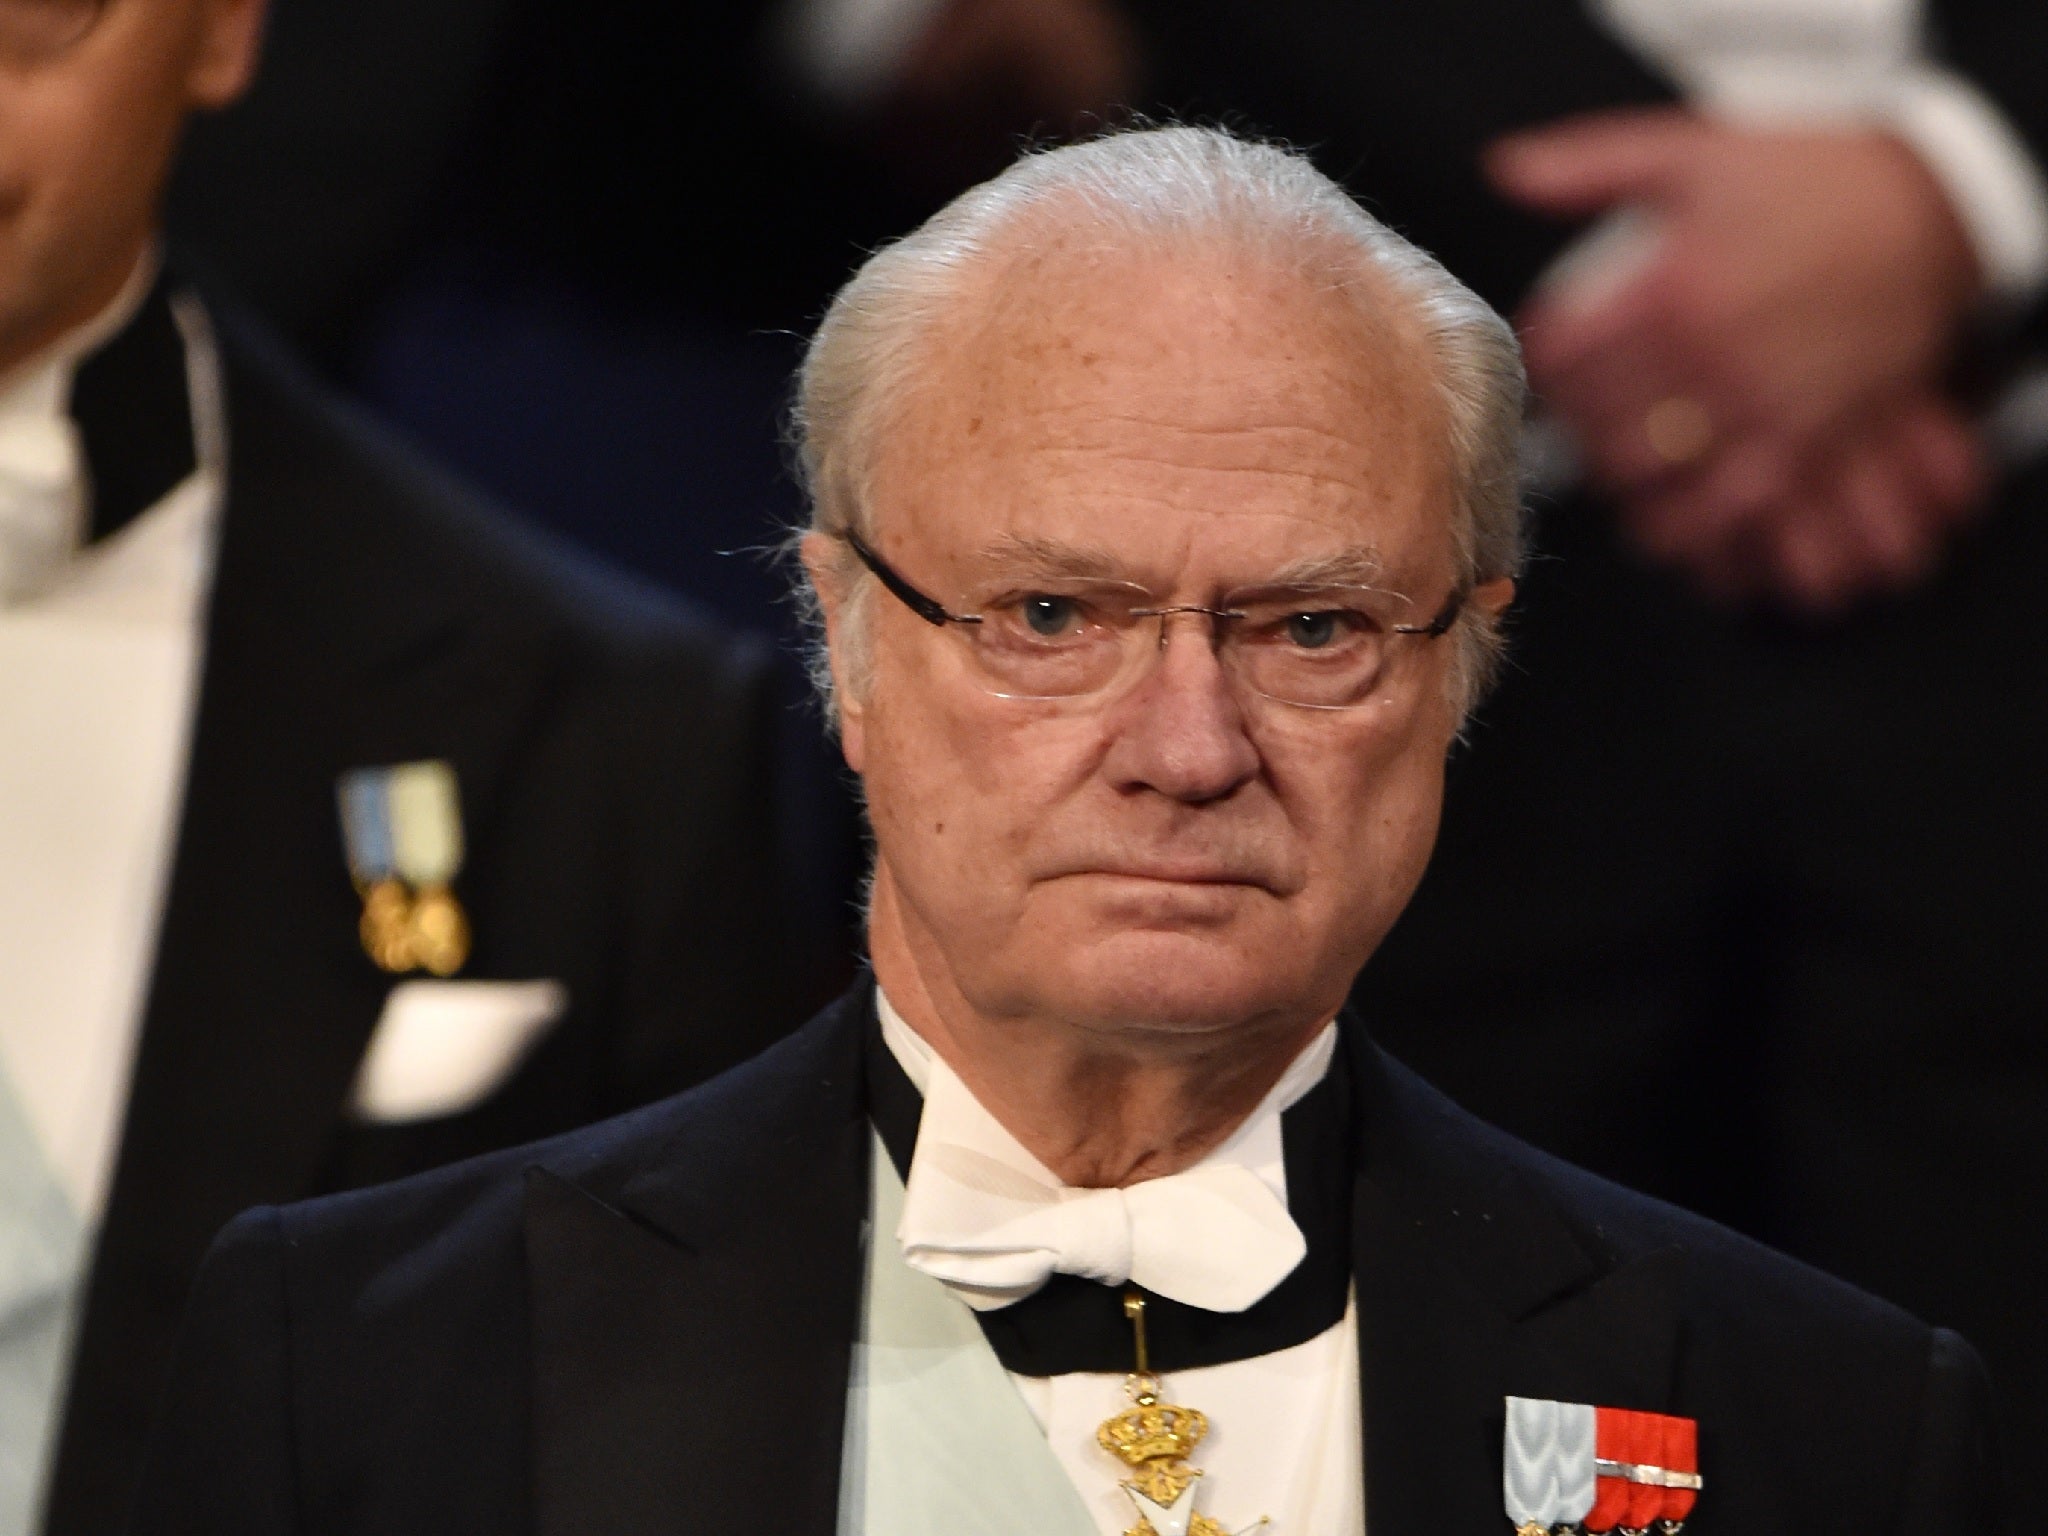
left=1505, top=1398, right=1701, bottom=1534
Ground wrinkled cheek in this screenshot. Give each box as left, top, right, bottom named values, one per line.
left=864, top=746, right=1011, bottom=930
left=1366, top=781, right=1448, bottom=912
left=1321, top=752, right=1450, bottom=935
left=863, top=681, right=1124, bottom=938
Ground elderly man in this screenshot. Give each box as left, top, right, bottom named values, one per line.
left=133, top=127, right=1994, bottom=1536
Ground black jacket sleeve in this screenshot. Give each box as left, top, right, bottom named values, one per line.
left=1893, top=1327, right=2004, bottom=1534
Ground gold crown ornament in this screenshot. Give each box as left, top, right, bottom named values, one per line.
left=1094, top=1292, right=1268, bottom=1536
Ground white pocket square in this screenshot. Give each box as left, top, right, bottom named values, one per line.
left=349, top=978, right=568, bottom=1123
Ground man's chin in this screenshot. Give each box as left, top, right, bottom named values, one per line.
left=999, top=925, right=1318, bottom=1036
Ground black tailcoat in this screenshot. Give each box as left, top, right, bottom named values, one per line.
left=131, top=986, right=1996, bottom=1535
left=44, top=289, right=812, bottom=1536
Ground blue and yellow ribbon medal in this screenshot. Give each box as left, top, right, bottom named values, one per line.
left=337, top=760, right=471, bottom=977
left=1097, top=1292, right=1268, bottom=1536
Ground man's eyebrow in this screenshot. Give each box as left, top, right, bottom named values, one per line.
left=972, top=534, right=1128, bottom=581
left=969, top=536, right=1392, bottom=589
left=1238, top=548, right=1389, bottom=590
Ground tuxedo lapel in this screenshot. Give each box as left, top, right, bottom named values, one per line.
left=1355, top=1171, right=1519, bottom=1534
left=1350, top=1033, right=1684, bottom=1534
left=526, top=990, right=874, bottom=1536
left=47, top=298, right=543, bottom=1536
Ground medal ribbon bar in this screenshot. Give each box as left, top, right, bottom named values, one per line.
left=1504, top=1397, right=1700, bottom=1536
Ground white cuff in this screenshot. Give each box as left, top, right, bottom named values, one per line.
left=1881, top=65, right=2048, bottom=308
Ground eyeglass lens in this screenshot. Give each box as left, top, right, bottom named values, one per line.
left=963, top=587, right=1415, bottom=708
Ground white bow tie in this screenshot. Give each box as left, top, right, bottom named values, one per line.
left=900, top=1142, right=1307, bottom=1313
left=0, top=391, right=86, bottom=605
left=883, top=996, right=1333, bottom=1316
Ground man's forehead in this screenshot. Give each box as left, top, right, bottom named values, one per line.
left=970, top=239, right=1413, bottom=389
left=871, top=234, right=1455, bottom=579
left=899, top=231, right=1440, bottom=449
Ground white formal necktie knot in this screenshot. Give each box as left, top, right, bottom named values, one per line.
left=880, top=991, right=1334, bottom=1319
left=899, top=1132, right=1307, bottom=1315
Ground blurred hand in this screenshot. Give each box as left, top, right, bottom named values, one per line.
left=1487, top=109, right=1993, bottom=611
left=1490, top=109, right=1981, bottom=490
left=1626, top=390, right=1989, bottom=615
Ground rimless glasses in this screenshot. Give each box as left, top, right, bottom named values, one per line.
left=841, top=528, right=1469, bottom=712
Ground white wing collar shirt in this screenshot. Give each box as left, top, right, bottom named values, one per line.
left=875, top=989, right=1365, bottom=1536
left=0, top=254, right=222, bottom=1533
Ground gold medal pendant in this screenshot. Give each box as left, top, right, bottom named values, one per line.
left=1095, top=1293, right=1268, bottom=1536
left=407, top=881, right=471, bottom=977
left=357, top=878, right=418, bottom=973
left=339, top=761, right=472, bottom=977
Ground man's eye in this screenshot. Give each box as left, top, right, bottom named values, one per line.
left=1283, top=610, right=1348, bottom=648
left=1021, top=595, right=1083, bottom=636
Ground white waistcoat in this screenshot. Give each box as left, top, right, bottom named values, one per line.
left=839, top=1134, right=1098, bottom=1536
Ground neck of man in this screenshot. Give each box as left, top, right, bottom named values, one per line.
left=866, top=871, right=1332, bottom=1190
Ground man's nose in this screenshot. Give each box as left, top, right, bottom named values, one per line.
left=1099, top=614, right=1260, bottom=803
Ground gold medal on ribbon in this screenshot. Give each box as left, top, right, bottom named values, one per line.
left=407, top=882, right=471, bottom=977
left=1095, top=1292, right=1267, bottom=1536
left=356, top=878, right=416, bottom=973
left=338, top=760, right=472, bottom=976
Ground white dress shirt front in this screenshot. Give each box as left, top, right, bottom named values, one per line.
left=879, top=990, right=1365, bottom=1536
left=0, top=270, right=223, bottom=1222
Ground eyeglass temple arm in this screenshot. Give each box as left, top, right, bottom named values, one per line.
left=842, top=528, right=978, bottom=628
left=1392, top=587, right=1469, bottom=639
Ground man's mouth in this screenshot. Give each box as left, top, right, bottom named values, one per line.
left=1054, top=862, right=1277, bottom=890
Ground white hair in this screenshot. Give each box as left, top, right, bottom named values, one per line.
left=787, top=123, right=1527, bottom=722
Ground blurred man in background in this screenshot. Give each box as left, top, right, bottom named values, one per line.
left=0, top=2, right=816, bottom=1532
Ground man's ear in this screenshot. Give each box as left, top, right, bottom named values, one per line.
left=1471, top=576, right=1515, bottom=618
left=799, top=531, right=867, bottom=771
left=185, top=0, right=269, bottom=110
